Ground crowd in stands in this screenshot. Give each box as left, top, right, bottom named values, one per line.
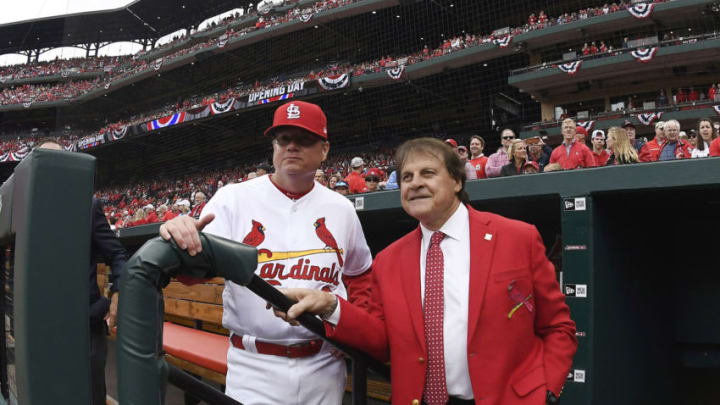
left=94, top=115, right=720, bottom=229
left=0, top=56, right=128, bottom=81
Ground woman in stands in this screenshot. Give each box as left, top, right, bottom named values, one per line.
left=691, top=117, right=717, bottom=158
left=605, top=127, right=639, bottom=165
left=500, top=139, right=528, bottom=176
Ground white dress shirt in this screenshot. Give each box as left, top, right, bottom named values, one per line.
left=419, top=202, right=473, bottom=399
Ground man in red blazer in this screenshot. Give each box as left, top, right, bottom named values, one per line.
left=277, top=137, right=577, bottom=405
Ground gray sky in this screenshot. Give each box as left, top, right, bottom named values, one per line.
left=1, top=0, right=134, bottom=25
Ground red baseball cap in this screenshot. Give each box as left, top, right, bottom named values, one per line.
left=264, top=101, right=328, bottom=139
left=575, top=126, right=588, bottom=136
left=523, top=161, right=540, bottom=170
left=445, top=138, right=458, bottom=148
left=366, top=168, right=383, bottom=178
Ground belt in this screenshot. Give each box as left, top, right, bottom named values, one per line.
left=230, top=334, right=323, bottom=358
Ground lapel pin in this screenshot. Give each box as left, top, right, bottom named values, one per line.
left=484, top=233, right=493, bottom=241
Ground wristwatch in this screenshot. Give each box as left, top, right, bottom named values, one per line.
left=546, top=390, right=559, bottom=404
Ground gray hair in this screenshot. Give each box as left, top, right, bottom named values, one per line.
left=664, top=119, right=680, bottom=131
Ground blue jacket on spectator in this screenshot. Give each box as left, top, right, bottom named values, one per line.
left=386, top=170, right=398, bottom=189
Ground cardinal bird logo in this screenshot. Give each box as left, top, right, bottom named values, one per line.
left=242, top=220, right=266, bottom=247
left=313, top=217, right=344, bottom=267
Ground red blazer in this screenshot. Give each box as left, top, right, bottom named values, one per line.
left=327, top=207, right=577, bottom=405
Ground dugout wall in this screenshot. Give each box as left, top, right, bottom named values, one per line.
left=116, top=159, right=720, bottom=404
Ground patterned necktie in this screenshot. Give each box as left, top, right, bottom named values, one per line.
left=423, top=231, right=448, bottom=405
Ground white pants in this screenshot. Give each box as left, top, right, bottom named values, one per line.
left=225, top=341, right=346, bottom=405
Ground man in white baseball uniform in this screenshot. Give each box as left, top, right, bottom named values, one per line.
left=159, top=101, right=373, bottom=405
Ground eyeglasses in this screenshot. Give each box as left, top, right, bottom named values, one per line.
left=274, top=133, right=321, bottom=147
left=502, top=136, right=515, bottom=140
left=365, top=177, right=379, bottom=182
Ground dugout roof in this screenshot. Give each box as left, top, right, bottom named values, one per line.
left=0, top=0, right=246, bottom=55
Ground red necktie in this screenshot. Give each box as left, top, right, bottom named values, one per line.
left=423, top=231, right=448, bottom=405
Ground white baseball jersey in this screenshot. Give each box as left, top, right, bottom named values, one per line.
left=201, top=174, right=373, bottom=404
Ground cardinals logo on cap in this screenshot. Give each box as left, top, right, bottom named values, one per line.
left=286, top=103, right=301, bottom=119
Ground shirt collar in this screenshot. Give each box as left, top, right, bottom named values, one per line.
left=420, top=202, right=468, bottom=245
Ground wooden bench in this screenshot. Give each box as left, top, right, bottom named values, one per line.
left=97, top=264, right=391, bottom=402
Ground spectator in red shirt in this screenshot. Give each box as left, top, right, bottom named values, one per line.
left=344, top=156, right=366, bottom=194
left=589, top=41, right=598, bottom=54
left=708, top=84, right=717, bottom=102
left=144, top=205, right=159, bottom=223
left=468, top=135, right=488, bottom=179
left=590, top=130, right=610, bottom=166
left=575, top=126, right=588, bottom=146
left=639, top=121, right=666, bottom=162
left=675, top=88, right=686, bottom=104
left=362, top=168, right=383, bottom=193
left=688, top=87, right=699, bottom=102
left=549, top=118, right=597, bottom=169
left=656, top=120, right=691, bottom=161
left=710, top=136, right=720, bottom=156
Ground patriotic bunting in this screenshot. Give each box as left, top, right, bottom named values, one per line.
left=300, top=13, right=313, bottom=23
left=577, top=121, right=595, bottom=132
left=713, top=105, right=720, bottom=116
left=104, top=82, right=111, bottom=90
left=557, top=61, right=581, bottom=75
left=636, top=112, right=663, bottom=126
left=111, top=127, right=127, bottom=141
left=185, top=105, right=212, bottom=121
left=628, top=3, right=654, bottom=19
left=61, top=71, right=70, bottom=78
left=211, top=98, right=236, bottom=115
left=318, top=73, right=349, bottom=90
left=387, top=65, right=405, bottom=80
left=22, top=102, right=32, bottom=108
left=154, top=58, right=163, bottom=71
left=63, top=143, right=76, bottom=152
left=0, top=152, right=8, bottom=162
left=147, top=112, right=186, bottom=131
left=631, top=47, right=658, bottom=63
left=260, top=93, right=293, bottom=104
left=0, top=76, right=8, bottom=83
left=493, top=35, right=513, bottom=48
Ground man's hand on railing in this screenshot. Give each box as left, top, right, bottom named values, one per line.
left=158, top=213, right=215, bottom=256
left=268, top=288, right=338, bottom=326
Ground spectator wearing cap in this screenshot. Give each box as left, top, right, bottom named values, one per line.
left=362, top=168, right=384, bottom=193
left=622, top=120, right=644, bottom=153
left=639, top=121, right=665, bottom=162
left=500, top=139, right=528, bottom=177
left=526, top=137, right=552, bottom=172
left=468, top=135, right=488, bottom=179
left=657, top=120, right=691, bottom=161
left=144, top=204, right=159, bottom=223
left=190, top=191, right=207, bottom=219
left=447, top=140, right=477, bottom=180
left=691, top=118, right=717, bottom=158
left=574, top=126, right=588, bottom=146
left=160, top=204, right=177, bottom=222
left=591, top=130, right=610, bottom=166
left=345, top=156, right=366, bottom=194
left=549, top=119, right=596, bottom=170
left=334, top=181, right=349, bottom=195
left=178, top=200, right=191, bottom=215
left=522, top=161, right=540, bottom=174
left=485, top=128, right=517, bottom=177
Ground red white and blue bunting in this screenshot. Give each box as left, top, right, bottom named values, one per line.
left=387, top=65, right=405, bottom=80
left=111, top=127, right=127, bottom=141
left=104, top=82, right=111, bottom=90
left=628, top=3, right=654, bottom=19
left=557, top=61, right=581, bottom=75
left=631, top=47, right=658, bottom=63
left=211, top=98, right=235, bottom=115
left=712, top=105, right=720, bottom=116
left=492, top=35, right=513, bottom=48
left=22, top=101, right=32, bottom=109
left=636, top=112, right=663, bottom=126
left=318, top=73, right=349, bottom=90
left=300, top=13, right=313, bottom=23
left=154, top=58, right=163, bottom=71
left=10, top=151, right=29, bottom=161
left=577, top=121, right=595, bottom=132
left=147, top=112, right=186, bottom=131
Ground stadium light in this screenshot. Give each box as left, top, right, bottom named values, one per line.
left=372, top=10, right=376, bottom=14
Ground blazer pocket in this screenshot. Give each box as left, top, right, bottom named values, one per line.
left=512, top=365, right=546, bottom=397
left=493, top=267, right=528, bottom=282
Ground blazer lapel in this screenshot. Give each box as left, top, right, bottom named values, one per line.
left=467, top=208, right=497, bottom=340
left=400, top=227, right=426, bottom=352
